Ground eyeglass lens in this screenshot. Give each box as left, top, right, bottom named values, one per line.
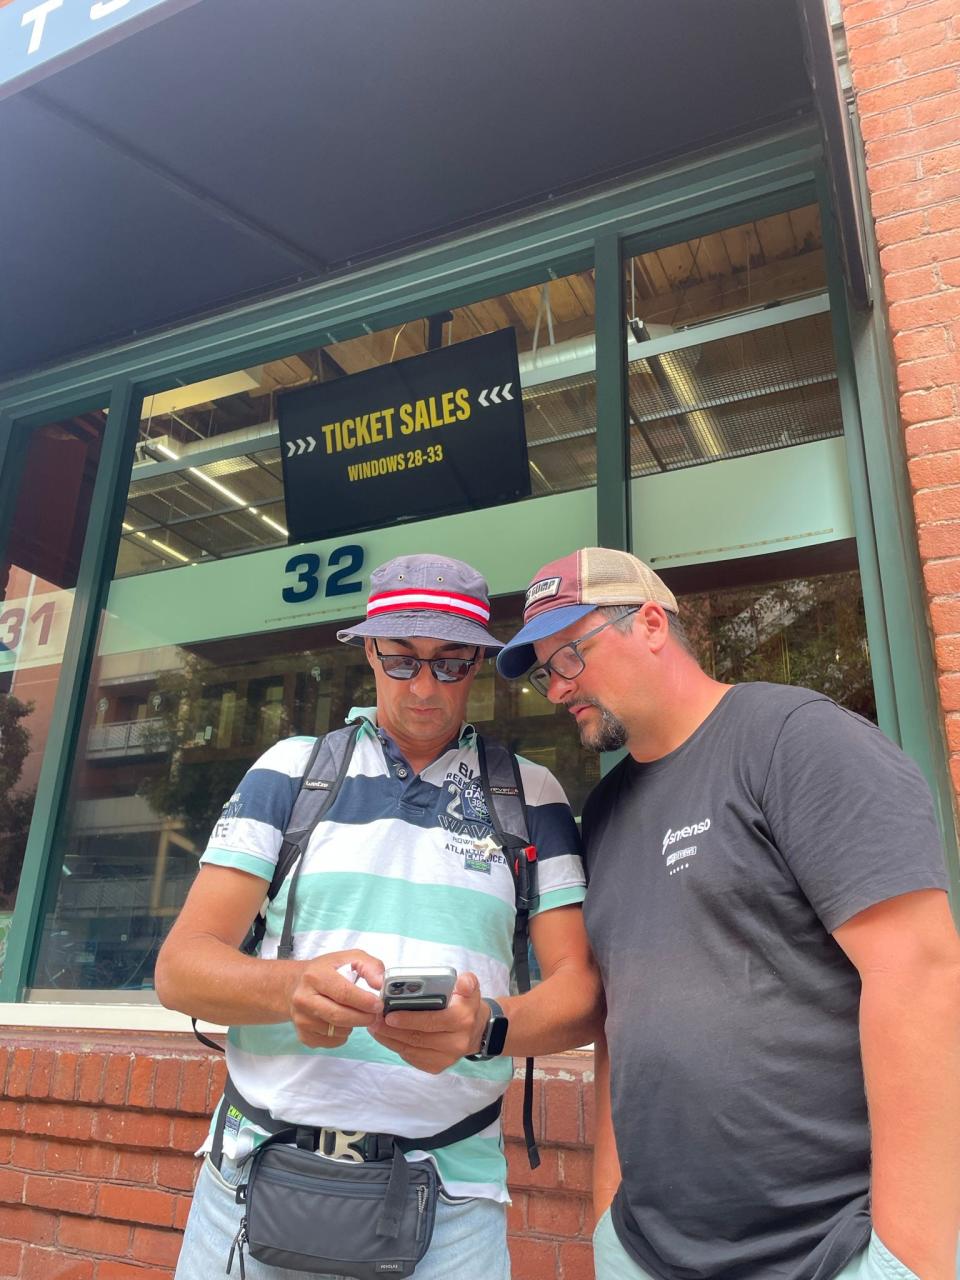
left=376, top=647, right=477, bottom=683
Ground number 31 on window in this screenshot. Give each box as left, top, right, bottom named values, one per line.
left=281, top=544, right=365, bottom=604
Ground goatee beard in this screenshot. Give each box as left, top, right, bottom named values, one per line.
left=569, top=698, right=628, bottom=752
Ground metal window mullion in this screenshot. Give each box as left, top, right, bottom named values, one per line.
left=0, top=381, right=141, bottom=1001
left=594, top=232, right=630, bottom=550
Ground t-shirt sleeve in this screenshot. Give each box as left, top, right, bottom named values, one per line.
left=519, top=760, right=587, bottom=915
left=761, top=700, right=949, bottom=933
left=199, top=737, right=316, bottom=882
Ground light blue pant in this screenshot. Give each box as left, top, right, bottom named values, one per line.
left=174, top=1153, right=511, bottom=1280
left=593, top=1206, right=960, bottom=1280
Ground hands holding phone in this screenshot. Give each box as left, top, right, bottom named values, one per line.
left=370, top=968, right=487, bottom=1074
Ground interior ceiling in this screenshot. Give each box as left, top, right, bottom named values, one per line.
left=0, top=0, right=813, bottom=385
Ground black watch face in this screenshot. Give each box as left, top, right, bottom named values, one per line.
left=485, top=1016, right=509, bottom=1058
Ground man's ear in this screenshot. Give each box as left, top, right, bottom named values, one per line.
left=639, top=603, right=671, bottom=653
left=363, top=638, right=376, bottom=670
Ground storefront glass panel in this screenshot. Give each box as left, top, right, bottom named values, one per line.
left=0, top=411, right=106, bottom=978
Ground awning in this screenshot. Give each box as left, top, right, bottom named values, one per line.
left=0, top=0, right=814, bottom=384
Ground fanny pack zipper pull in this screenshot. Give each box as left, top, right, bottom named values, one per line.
left=226, top=1216, right=248, bottom=1279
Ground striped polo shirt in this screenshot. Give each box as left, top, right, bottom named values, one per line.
left=199, top=708, right=586, bottom=1200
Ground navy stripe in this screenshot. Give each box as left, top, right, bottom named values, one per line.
left=231, top=766, right=301, bottom=830
left=527, top=800, right=583, bottom=861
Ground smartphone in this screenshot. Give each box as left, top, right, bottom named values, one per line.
left=381, top=966, right=457, bottom=1013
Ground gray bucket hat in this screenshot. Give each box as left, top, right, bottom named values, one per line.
left=337, top=554, right=503, bottom=654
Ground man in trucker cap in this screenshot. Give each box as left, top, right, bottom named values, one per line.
left=158, top=552, right=600, bottom=1280
left=498, top=546, right=960, bottom=1280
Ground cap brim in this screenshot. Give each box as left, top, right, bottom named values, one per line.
left=495, top=604, right=595, bottom=677
left=337, top=611, right=503, bottom=655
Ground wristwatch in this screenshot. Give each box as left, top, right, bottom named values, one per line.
left=466, top=997, right=509, bottom=1061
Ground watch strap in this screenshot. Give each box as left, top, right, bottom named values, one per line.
left=466, top=997, right=507, bottom=1061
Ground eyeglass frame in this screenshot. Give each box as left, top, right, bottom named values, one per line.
left=527, top=606, right=640, bottom=696
left=371, top=638, right=482, bottom=684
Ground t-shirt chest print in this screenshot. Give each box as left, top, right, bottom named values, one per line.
left=438, top=762, right=505, bottom=875
left=660, top=814, right=712, bottom=877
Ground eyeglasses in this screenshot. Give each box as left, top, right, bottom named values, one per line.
left=373, top=639, right=481, bottom=684
left=528, top=607, right=639, bottom=696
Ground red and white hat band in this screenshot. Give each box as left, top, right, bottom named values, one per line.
left=366, top=588, right=491, bottom=625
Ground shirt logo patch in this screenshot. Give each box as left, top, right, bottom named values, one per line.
left=525, top=576, right=562, bottom=609
left=661, top=818, right=711, bottom=876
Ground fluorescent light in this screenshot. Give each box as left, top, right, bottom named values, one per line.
left=140, top=370, right=260, bottom=420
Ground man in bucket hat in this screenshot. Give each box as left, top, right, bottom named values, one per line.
left=499, top=547, right=960, bottom=1280
left=158, top=553, right=600, bottom=1280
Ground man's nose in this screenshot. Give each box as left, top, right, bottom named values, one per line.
left=409, top=662, right=437, bottom=695
left=546, top=669, right=575, bottom=704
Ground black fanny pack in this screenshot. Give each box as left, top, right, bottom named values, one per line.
left=217, top=1074, right=500, bottom=1280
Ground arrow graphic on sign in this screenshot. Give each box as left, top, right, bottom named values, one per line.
left=477, top=383, right=513, bottom=407
left=286, top=436, right=317, bottom=457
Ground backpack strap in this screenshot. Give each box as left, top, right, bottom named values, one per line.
left=192, top=722, right=363, bottom=1051
left=476, top=736, right=541, bottom=1170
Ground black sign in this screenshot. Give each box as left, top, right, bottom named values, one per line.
left=278, top=328, right=529, bottom=543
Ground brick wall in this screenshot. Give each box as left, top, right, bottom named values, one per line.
left=840, top=0, right=960, bottom=801
left=0, top=1033, right=594, bottom=1279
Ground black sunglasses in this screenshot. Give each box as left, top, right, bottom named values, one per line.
left=372, top=639, right=481, bottom=684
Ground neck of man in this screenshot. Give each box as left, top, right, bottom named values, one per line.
left=626, top=661, right=732, bottom=764
left=376, top=714, right=458, bottom=776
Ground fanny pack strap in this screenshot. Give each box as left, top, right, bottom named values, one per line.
left=211, top=1070, right=503, bottom=1171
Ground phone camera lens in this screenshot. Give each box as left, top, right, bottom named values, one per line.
left=405, top=981, right=423, bottom=994
left=388, top=981, right=405, bottom=994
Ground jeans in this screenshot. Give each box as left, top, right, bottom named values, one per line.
left=593, top=1207, right=960, bottom=1280
left=174, top=1153, right=511, bottom=1280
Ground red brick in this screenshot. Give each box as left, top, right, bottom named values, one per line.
left=906, top=419, right=960, bottom=455
left=950, top=752, right=960, bottom=790
left=173, top=1195, right=192, bottom=1231
left=205, top=1059, right=226, bottom=1112
left=900, top=355, right=960, bottom=393
left=543, top=1079, right=582, bottom=1145
left=0, top=1205, right=56, bottom=1246
left=178, top=1059, right=211, bottom=1115
left=928, top=199, right=960, bottom=233
left=27, top=1049, right=55, bottom=1099
left=76, top=1054, right=107, bottom=1104
left=844, top=0, right=911, bottom=27
left=890, top=288, right=960, bottom=332
left=127, top=1057, right=156, bottom=1110
left=923, top=143, right=960, bottom=178
left=51, top=1052, right=79, bottom=1102
left=528, top=1190, right=585, bottom=1237
left=506, top=1190, right=527, bottom=1234
left=91, top=1110, right=172, bottom=1149
left=152, top=1060, right=182, bottom=1111
left=506, top=1140, right=560, bottom=1192
left=155, top=1153, right=199, bottom=1193
left=559, top=1146, right=593, bottom=1194
left=941, top=258, right=960, bottom=286
left=860, top=68, right=959, bottom=118
left=919, top=520, right=960, bottom=558
left=0, top=1135, right=12, bottom=1164
left=929, top=597, right=960, bottom=632
left=860, top=104, right=913, bottom=140
left=166, top=1116, right=206, bottom=1155
left=946, top=713, right=960, bottom=750
left=845, top=14, right=898, bottom=50
left=894, top=326, right=953, bottom=360
left=509, top=1234, right=559, bottom=1280
left=899, top=0, right=960, bottom=32
left=875, top=209, right=926, bottom=247
left=94, top=1265, right=172, bottom=1280
left=77, top=1143, right=117, bottom=1180
left=7, top=1049, right=34, bottom=1098
left=900, top=42, right=960, bottom=78
left=854, top=22, right=949, bottom=74
left=0, top=1101, right=23, bottom=1134
left=560, top=1238, right=596, bottom=1280
left=901, top=386, right=957, bottom=424
left=116, top=1149, right=156, bottom=1184
left=882, top=227, right=960, bottom=270
left=97, top=1184, right=176, bottom=1229
left=912, top=89, right=960, bottom=127
left=871, top=172, right=960, bottom=218
left=0, top=1240, right=23, bottom=1278
left=935, top=633, right=960, bottom=667
left=10, top=1137, right=45, bottom=1171
left=923, top=556, right=960, bottom=594
left=58, top=1215, right=131, bottom=1259
left=915, top=486, right=960, bottom=521
left=22, top=1246, right=94, bottom=1280
left=503, top=1077, right=543, bottom=1142
left=883, top=265, right=941, bottom=301
left=0, top=1046, right=10, bottom=1093
left=939, top=673, right=960, bottom=710
left=0, top=1169, right=25, bottom=1204
left=22, top=1103, right=94, bottom=1142
left=869, top=157, right=923, bottom=193
left=102, top=1056, right=132, bottom=1107
left=131, top=1226, right=183, bottom=1268
left=44, top=1139, right=81, bottom=1173
left=26, top=1174, right=97, bottom=1217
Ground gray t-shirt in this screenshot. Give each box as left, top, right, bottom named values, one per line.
left=581, top=682, right=949, bottom=1280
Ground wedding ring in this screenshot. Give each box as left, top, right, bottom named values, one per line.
left=327, top=1022, right=336, bottom=1037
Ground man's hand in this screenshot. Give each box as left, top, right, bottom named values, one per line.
left=289, top=950, right=385, bottom=1048
left=368, top=971, right=486, bottom=1073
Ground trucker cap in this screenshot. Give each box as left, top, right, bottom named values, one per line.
left=496, top=546, right=677, bottom=677
left=337, top=553, right=503, bottom=654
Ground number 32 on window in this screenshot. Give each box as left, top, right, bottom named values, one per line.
left=281, top=544, right=365, bottom=604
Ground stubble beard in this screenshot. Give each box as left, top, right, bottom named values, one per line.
left=568, top=698, right=628, bottom=753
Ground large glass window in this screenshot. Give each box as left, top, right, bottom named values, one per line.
left=0, top=411, right=106, bottom=978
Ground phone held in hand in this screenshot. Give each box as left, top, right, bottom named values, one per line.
left=381, top=966, right=457, bottom=1013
